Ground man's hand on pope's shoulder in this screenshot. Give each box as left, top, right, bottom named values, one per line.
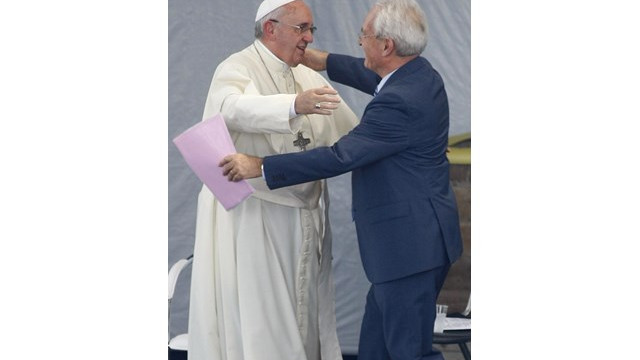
left=302, top=48, right=329, bottom=71
left=220, top=154, right=263, bottom=182
left=295, top=86, right=341, bottom=116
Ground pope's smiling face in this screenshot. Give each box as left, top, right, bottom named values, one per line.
left=266, top=1, right=314, bottom=67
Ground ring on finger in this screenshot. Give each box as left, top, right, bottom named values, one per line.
left=314, top=103, right=321, bottom=109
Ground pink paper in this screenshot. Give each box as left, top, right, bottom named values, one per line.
left=173, top=114, right=254, bottom=210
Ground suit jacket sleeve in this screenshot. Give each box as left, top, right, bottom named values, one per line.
left=326, top=54, right=381, bottom=96
left=263, top=91, right=410, bottom=189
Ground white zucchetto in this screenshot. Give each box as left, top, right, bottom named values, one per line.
left=255, top=0, right=297, bottom=22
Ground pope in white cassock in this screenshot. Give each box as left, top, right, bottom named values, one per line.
left=187, top=1, right=359, bottom=359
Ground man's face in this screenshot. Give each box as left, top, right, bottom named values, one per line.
left=270, top=1, right=315, bottom=67
left=359, top=7, right=383, bottom=74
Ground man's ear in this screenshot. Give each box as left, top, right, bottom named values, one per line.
left=382, top=38, right=395, bottom=56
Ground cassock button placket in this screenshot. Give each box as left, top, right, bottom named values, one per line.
left=296, top=210, right=314, bottom=335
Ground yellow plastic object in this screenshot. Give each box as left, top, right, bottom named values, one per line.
left=447, top=147, right=471, bottom=165
left=447, top=132, right=470, bottom=165
left=448, top=132, right=471, bottom=147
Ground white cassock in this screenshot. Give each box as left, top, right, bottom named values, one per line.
left=187, top=40, right=359, bottom=360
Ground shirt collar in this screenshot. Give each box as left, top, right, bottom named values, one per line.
left=375, top=69, right=398, bottom=95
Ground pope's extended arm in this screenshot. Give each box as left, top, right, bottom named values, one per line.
left=220, top=154, right=263, bottom=182
left=295, top=86, right=341, bottom=115
left=207, top=62, right=344, bottom=133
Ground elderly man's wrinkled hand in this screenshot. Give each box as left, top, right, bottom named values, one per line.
left=220, top=154, right=264, bottom=182
left=302, top=48, right=329, bottom=71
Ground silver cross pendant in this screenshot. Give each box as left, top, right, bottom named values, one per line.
left=293, top=131, right=311, bottom=151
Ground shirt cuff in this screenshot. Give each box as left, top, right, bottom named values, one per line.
left=261, top=164, right=265, bottom=178
left=289, top=97, right=298, bottom=119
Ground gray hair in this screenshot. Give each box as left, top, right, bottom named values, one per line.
left=254, top=6, right=287, bottom=38
left=373, top=0, right=428, bottom=56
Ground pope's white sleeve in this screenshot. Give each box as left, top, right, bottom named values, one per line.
left=203, top=63, right=297, bottom=134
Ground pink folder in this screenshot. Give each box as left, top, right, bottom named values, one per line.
left=173, top=114, right=254, bottom=210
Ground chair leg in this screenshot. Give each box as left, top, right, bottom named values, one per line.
left=458, top=341, right=471, bottom=360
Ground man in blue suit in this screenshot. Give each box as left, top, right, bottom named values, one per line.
left=221, top=0, right=462, bottom=358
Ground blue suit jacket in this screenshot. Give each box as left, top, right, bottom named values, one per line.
left=263, top=54, right=463, bottom=284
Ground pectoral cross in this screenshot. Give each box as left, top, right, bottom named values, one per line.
left=293, top=131, right=310, bottom=151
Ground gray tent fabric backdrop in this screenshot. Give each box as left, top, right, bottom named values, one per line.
left=169, top=0, right=469, bottom=354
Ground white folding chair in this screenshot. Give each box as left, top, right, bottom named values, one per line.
left=168, top=255, right=193, bottom=359
left=433, top=292, right=471, bottom=360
